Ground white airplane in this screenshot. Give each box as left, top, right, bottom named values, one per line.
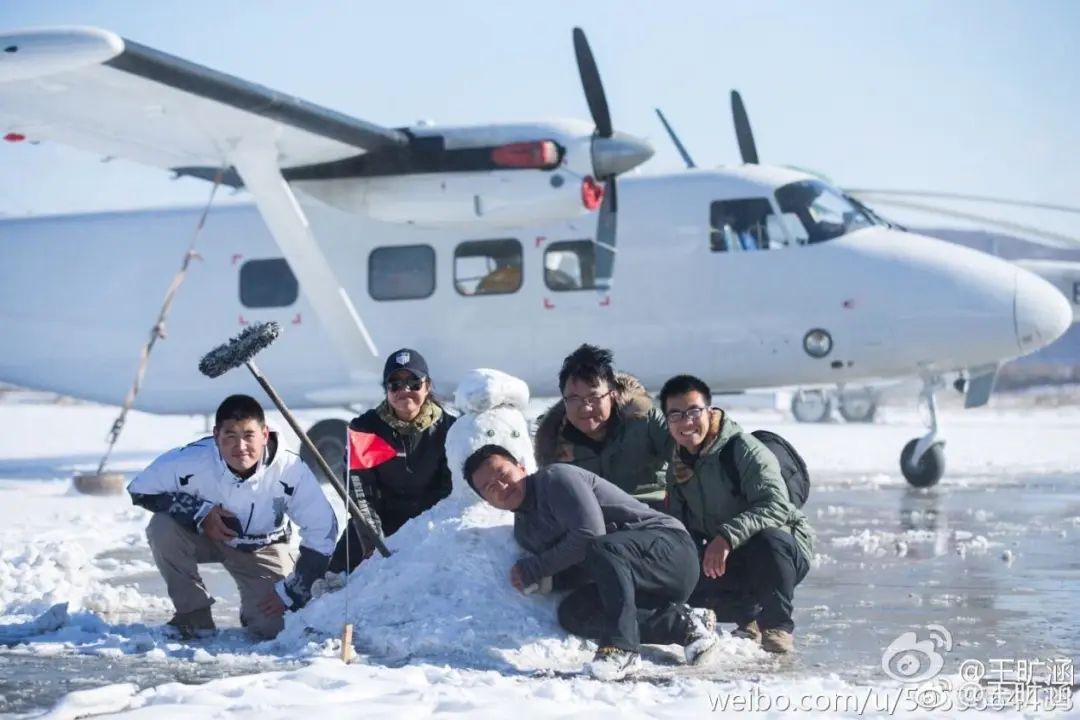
left=0, top=27, right=1072, bottom=489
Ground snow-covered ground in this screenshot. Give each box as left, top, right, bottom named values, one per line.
left=1, top=401, right=1078, bottom=718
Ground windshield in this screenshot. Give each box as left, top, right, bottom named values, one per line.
left=775, top=180, right=875, bottom=243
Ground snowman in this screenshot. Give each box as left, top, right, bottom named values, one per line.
left=444, top=368, right=537, bottom=500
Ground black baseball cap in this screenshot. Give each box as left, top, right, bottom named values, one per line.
left=383, top=348, right=429, bottom=384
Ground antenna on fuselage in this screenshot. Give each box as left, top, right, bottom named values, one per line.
left=653, top=108, right=696, bottom=169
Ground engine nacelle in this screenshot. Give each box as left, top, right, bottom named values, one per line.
left=292, top=122, right=603, bottom=227
left=295, top=168, right=595, bottom=227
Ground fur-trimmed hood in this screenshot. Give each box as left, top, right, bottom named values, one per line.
left=534, top=372, right=654, bottom=466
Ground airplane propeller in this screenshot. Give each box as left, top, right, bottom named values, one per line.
left=572, top=28, right=653, bottom=291
left=731, top=90, right=759, bottom=164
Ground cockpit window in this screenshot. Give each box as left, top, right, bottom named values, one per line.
left=709, top=198, right=777, bottom=251
left=775, top=180, right=874, bottom=244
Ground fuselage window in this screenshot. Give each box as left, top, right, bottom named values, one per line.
left=544, top=240, right=597, bottom=291
left=454, top=238, right=523, bottom=296
left=239, top=258, right=299, bottom=308
left=709, top=198, right=776, bottom=251
left=368, top=245, right=436, bottom=301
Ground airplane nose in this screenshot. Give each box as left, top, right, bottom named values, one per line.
left=1014, top=267, right=1072, bottom=354
left=591, top=132, right=654, bottom=177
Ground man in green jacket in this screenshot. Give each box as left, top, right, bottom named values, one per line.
left=534, top=344, right=672, bottom=504
left=660, top=374, right=814, bottom=654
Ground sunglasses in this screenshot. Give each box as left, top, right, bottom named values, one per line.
left=386, top=378, right=425, bottom=393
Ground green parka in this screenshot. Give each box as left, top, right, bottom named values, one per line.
left=666, top=411, right=814, bottom=561
left=534, top=374, right=672, bottom=498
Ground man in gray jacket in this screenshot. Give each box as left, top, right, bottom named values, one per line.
left=464, top=445, right=718, bottom=680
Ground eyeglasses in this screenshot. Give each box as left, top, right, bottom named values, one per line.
left=666, top=406, right=707, bottom=423
left=386, top=378, right=425, bottom=393
left=563, top=391, right=612, bottom=409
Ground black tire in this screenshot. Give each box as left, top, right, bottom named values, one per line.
left=838, top=394, right=877, bottom=423
left=791, top=391, right=832, bottom=423
left=900, top=439, right=945, bottom=488
left=302, top=418, right=349, bottom=484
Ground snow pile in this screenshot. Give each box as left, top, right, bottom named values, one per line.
left=0, top=537, right=161, bottom=621
left=280, top=487, right=578, bottom=669
left=0, top=481, right=171, bottom=626
left=282, top=369, right=573, bottom=669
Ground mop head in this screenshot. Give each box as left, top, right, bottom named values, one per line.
left=198, top=322, right=281, bottom=378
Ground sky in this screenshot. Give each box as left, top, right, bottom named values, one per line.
left=0, top=0, right=1077, bottom=237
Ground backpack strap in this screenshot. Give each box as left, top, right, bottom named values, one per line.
left=718, top=433, right=745, bottom=498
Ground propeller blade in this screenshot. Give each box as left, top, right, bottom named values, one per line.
left=654, top=108, right=696, bottom=169
left=853, top=195, right=1080, bottom=249
left=572, top=28, right=613, bottom=138
left=731, top=90, right=759, bottom=164
left=593, top=181, right=618, bottom=292
left=845, top=189, right=1080, bottom=216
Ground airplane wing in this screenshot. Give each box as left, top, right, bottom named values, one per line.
left=0, top=27, right=407, bottom=175
left=0, top=27, right=398, bottom=378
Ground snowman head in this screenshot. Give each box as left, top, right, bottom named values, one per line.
left=445, top=369, right=536, bottom=498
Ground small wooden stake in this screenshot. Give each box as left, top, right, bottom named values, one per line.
left=341, top=623, right=354, bottom=664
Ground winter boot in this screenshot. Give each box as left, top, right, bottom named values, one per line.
left=165, top=606, right=216, bottom=639
left=733, top=619, right=762, bottom=643
left=586, top=645, right=641, bottom=681
left=684, top=607, right=720, bottom=666
left=761, top=628, right=795, bottom=654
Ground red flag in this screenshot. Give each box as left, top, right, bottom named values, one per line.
left=348, top=429, right=397, bottom=471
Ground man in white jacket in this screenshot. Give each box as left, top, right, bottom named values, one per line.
left=128, top=394, right=338, bottom=639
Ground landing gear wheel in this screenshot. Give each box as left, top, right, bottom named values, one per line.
left=838, top=391, right=877, bottom=423
left=791, top=390, right=832, bottom=423
left=900, top=439, right=945, bottom=488
left=302, top=418, right=348, bottom=483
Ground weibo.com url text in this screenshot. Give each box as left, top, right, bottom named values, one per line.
left=708, top=680, right=1073, bottom=714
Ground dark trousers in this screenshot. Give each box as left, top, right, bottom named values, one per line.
left=556, top=526, right=700, bottom=652
left=689, top=527, right=809, bottom=633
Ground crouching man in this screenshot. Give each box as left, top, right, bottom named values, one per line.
left=464, top=445, right=719, bottom=680
left=660, top=375, right=814, bottom=654
left=128, top=394, right=338, bottom=639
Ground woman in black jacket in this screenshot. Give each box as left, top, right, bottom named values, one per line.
left=329, top=348, right=455, bottom=572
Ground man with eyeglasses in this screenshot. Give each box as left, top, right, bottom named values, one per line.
left=535, top=344, right=672, bottom=505
left=328, top=348, right=456, bottom=572
left=659, top=374, right=814, bottom=654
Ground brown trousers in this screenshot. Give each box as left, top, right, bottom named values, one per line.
left=146, top=512, right=295, bottom=639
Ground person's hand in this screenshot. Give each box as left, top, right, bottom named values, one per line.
left=201, top=506, right=238, bottom=542
left=510, top=563, right=527, bottom=593
left=258, top=591, right=288, bottom=617
left=703, top=535, right=732, bottom=579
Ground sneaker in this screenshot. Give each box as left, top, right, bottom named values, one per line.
left=585, top=645, right=642, bottom=681
left=733, top=619, right=762, bottom=643
left=761, top=628, right=795, bottom=654
left=165, top=606, right=216, bottom=639
left=684, top=607, right=720, bottom=666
